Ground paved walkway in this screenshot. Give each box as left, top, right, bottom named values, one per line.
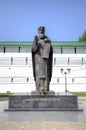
left=0, top=97, right=86, bottom=130
left=0, top=121, right=86, bottom=130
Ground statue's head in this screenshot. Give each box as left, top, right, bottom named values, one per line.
left=38, top=26, right=45, bottom=34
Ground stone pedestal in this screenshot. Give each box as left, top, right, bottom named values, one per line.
left=5, top=92, right=82, bottom=111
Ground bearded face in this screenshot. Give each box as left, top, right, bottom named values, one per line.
left=38, top=26, right=45, bottom=34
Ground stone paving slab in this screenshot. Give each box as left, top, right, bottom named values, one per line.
left=0, top=121, right=86, bottom=130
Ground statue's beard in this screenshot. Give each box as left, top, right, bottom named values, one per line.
left=38, top=34, right=44, bottom=39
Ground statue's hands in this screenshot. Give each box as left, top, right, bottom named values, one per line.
left=44, top=38, right=51, bottom=43
left=34, top=36, right=39, bottom=44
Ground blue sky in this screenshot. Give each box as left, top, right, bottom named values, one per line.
left=0, top=0, right=86, bottom=41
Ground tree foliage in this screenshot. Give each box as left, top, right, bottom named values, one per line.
left=79, top=30, right=86, bottom=41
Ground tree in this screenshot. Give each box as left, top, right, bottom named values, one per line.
left=79, top=30, right=86, bottom=41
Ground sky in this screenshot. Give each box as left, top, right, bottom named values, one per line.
left=0, top=0, right=86, bottom=41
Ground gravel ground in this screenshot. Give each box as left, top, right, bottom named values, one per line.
left=0, top=121, right=86, bottom=130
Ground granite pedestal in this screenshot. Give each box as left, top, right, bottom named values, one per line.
left=5, top=92, right=81, bottom=111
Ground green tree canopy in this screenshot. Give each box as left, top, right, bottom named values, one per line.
left=79, top=30, right=86, bottom=41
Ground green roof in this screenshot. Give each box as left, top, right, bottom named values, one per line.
left=0, top=41, right=32, bottom=46
left=52, top=41, right=86, bottom=47
left=0, top=41, right=86, bottom=47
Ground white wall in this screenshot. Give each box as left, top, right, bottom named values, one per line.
left=0, top=52, right=86, bottom=92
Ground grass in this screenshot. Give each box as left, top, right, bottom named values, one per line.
left=0, top=91, right=13, bottom=97
left=70, top=92, right=86, bottom=97
left=0, top=92, right=86, bottom=97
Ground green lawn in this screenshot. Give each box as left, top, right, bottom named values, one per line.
left=70, top=92, right=86, bottom=97
left=0, top=92, right=86, bottom=97
left=0, top=91, right=13, bottom=97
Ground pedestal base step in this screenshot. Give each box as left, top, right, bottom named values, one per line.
left=5, top=93, right=83, bottom=111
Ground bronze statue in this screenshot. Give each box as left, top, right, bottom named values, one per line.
left=32, top=26, right=53, bottom=94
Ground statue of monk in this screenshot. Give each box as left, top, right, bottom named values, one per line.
left=32, top=26, right=53, bottom=94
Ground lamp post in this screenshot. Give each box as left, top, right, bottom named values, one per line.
left=60, top=68, right=71, bottom=94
